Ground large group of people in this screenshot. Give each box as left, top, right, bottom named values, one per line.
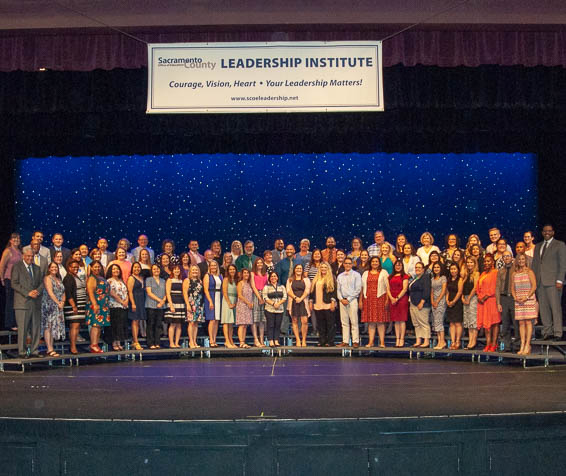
left=1, top=224, right=565, bottom=359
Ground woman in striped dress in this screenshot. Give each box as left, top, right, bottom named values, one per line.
left=511, top=253, right=538, bottom=355
left=63, top=260, right=86, bottom=354
left=165, top=265, right=185, bottom=348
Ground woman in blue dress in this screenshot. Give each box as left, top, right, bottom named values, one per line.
left=203, top=260, right=223, bottom=347
left=127, top=262, right=147, bottom=350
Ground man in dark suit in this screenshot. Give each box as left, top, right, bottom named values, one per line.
left=198, top=250, right=216, bottom=278
left=30, top=239, right=48, bottom=276
left=532, top=224, right=566, bottom=340
left=49, top=233, right=71, bottom=264
left=11, top=249, right=44, bottom=357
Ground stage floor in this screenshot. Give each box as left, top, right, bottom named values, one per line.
left=2, top=356, right=566, bottom=421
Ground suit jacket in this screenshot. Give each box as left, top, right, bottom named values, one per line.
left=49, top=246, right=71, bottom=265
left=495, top=265, right=514, bottom=308
left=271, top=249, right=285, bottom=265
left=198, top=260, right=214, bottom=278
left=11, top=261, right=44, bottom=310
left=532, top=239, right=566, bottom=287
left=100, top=251, right=114, bottom=268
left=23, top=244, right=51, bottom=263
left=188, top=251, right=205, bottom=266
left=31, top=254, right=48, bottom=276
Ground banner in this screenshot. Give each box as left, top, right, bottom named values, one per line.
left=147, top=41, right=383, bottom=113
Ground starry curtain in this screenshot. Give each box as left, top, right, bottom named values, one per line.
left=1, top=27, right=566, bottom=71
left=0, top=64, right=566, bottom=242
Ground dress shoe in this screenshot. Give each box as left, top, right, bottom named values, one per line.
left=336, top=342, right=348, bottom=347
left=353, top=342, right=360, bottom=348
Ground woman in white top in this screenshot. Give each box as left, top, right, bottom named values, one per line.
left=401, top=243, right=421, bottom=282
left=416, top=232, right=440, bottom=267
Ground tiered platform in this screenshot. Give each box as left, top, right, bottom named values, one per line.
left=2, top=332, right=566, bottom=372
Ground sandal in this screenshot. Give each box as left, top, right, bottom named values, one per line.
left=240, top=343, right=250, bottom=348
left=89, top=345, right=103, bottom=353
left=132, top=342, right=142, bottom=350
left=47, top=350, right=60, bottom=357
left=112, top=346, right=121, bottom=351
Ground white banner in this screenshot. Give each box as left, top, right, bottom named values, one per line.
left=147, top=41, right=383, bottom=113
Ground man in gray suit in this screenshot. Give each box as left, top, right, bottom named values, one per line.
left=532, top=224, right=566, bottom=340
left=11, top=249, right=44, bottom=358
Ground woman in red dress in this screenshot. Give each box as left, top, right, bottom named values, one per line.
left=386, top=259, right=409, bottom=347
left=477, top=253, right=501, bottom=352
left=360, top=257, right=390, bottom=347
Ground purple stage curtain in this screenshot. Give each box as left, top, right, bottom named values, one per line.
left=0, top=26, right=565, bottom=71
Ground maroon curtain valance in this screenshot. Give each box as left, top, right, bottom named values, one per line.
left=1, top=25, right=565, bottom=71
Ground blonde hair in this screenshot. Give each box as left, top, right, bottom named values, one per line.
left=379, top=242, right=396, bottom=261
left=461, top=256, right=479, bottom=284
left=513, top=253, right=530, bottom=272
left=189, top=264, right=201, bottom=280
left=420, top=232, right=434, bottom=246
left=311, top=262, right=335, bottom=292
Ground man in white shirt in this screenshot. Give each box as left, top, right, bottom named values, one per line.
left=336, top=258, right=362, bottom=347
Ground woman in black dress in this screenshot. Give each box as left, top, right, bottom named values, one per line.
left=445, top=263, right=464, bottom=349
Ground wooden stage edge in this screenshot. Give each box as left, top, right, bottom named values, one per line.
left=2, top=339, right=566, bottom=372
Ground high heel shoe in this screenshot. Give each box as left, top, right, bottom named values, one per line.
left=89, top=345, right=103, bottom=353
left=482, top=345, right=490, bottom=352
left=453, top=341, right=461, bottom=350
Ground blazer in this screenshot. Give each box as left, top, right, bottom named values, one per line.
left=31, top=254, right=48, bottom=277
left=188, top=251, right=205, bottom=266
left=532, top=239, right=566, bottom=287
left=495, top=265, right=513, bottom=308
left=11, top=261, right=44, bottom=310
left=408, top=274, right=431, bottom=307
left=23, top=244, right=51, bottom=263
left=49, top=246, right=71, bottom=264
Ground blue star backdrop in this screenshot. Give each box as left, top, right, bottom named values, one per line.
left=15, top=152, right=537, bottom=253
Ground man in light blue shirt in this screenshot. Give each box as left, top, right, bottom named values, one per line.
left=336, top=257, right=362, bottom=347
left=132, top=234, right=155, bottom=263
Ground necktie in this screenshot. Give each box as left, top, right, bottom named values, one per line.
left=27, top=265, right=33, bottom=279
left=34, top=255, right=39, bottom=266
left=504, top=267, right=510, bottom=294
left=541, top=241, right=548, bottom=259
